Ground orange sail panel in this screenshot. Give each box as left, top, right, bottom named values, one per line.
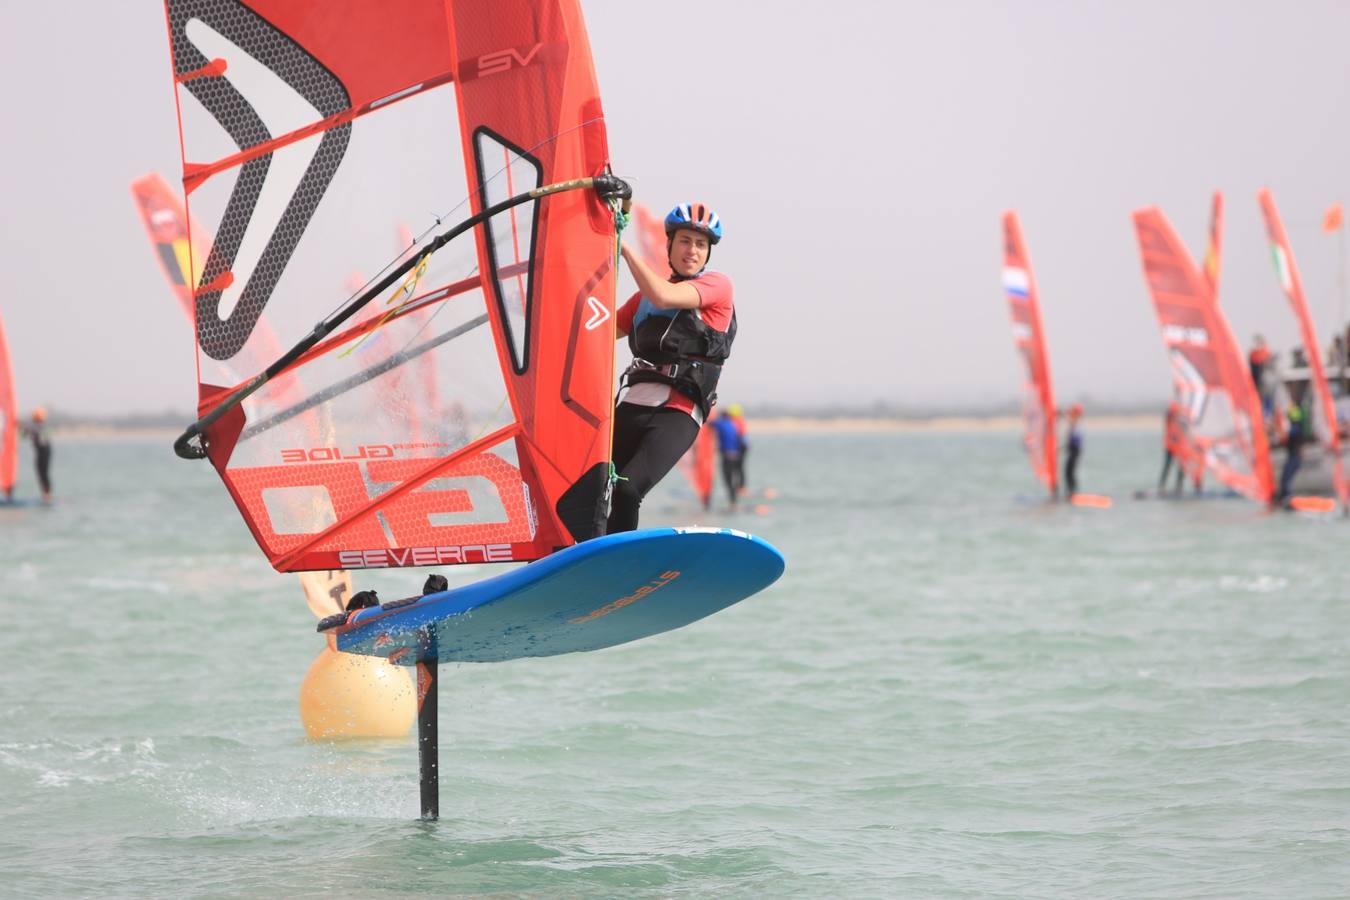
left=0, top=311, right=16, bottom=498
left=1258, top=188, right=1349, bottom=510
left=1202, top=192, right=1223, bottom=299
left=1001, top=212, right=1057, bottom=495
left=1132, top=206, right=1274, bottom=503
left=161, top=0, right=618, bottom=571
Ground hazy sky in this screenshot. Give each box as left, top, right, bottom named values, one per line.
left=5, top=0, right=1350, bottom=415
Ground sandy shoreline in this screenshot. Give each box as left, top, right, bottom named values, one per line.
left=749, top=414, right=1159, bottom=434
left=48, top=415, right=1160, bottom=441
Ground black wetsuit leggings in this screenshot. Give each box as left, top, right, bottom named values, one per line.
left=721, top=454, right=744, bottom=505
left=608, top=403, right=700, bottom=533
left=35, top=447, right=51, bottom=495
left=1064, top=447, right=1080, bottom=496
left=1159, top=450, right=1184, bottom=493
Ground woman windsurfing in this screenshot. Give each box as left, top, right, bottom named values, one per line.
left=609, top=202, right=736, bottom=532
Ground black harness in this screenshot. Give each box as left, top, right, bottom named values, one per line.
left=623, top=303, right=736, bottom=420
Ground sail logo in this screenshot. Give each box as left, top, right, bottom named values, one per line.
left=338, top=544, right=514, bottom=569
left=1162, top=324, right=1208, bottom=346
left=1002, top=266, right=1030, bottom=299
left=569, top=570, right=681, bottom=624
left=584, top=296, right=609, bottom=330
left=477, top=43, right=544, bottom=78
left=281, top=445, right=395, bottom=463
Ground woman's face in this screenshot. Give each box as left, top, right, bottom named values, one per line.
left=668, top=228, right=710, bottom=277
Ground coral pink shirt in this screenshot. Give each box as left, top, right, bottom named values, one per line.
left=617, top=271, right=734, bottom=421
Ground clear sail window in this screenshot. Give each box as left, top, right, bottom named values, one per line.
left=473, top=128, right=541, bottom=373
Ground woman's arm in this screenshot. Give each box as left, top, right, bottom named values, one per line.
left=621, top=244, right=702, bottom=310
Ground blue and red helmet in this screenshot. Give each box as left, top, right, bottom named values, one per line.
left=664, top=202, right=723, bottom=244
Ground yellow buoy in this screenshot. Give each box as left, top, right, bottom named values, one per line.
left=298, top=645, right=416, bottom=739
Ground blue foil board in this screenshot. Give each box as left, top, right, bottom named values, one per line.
left=333, top=527, right=785, bottom=664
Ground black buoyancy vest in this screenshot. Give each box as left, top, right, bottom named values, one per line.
left=625, top=304, right=736, bottom=419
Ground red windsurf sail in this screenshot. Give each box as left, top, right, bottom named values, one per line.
left=161, top=0, right=620, bottom=572
left=1133, top=205, right=1274, bottom=503
left=0, top=311, right=16, bottom=498
left=1258, top=188, right=1349, bottom=510
left=676, top=421, right=715, bottom=509
left=1001, top=212, right=1058, bottom=496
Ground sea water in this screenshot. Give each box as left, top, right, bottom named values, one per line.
left=1, top=429, right=1347, bottom=898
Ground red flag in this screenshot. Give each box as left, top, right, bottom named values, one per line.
left=1322, top=202, right=1343, bottom=233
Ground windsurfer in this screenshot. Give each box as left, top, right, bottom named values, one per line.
left=710, top=407, right=746, bottom=510
left=1158, top=402, right=1186, bottom=495
left=21, top=407, right=52, bottom=503
left=1273, top=403, right=1308, bottom=508
left=1249, top=335, right=1274, bottom=419
left=1063, top=404, right=1084, bottom=497
left=608, top=202, right=735, bottom=533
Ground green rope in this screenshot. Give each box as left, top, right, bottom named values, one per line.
left=612, top=199, right=630, bottom=266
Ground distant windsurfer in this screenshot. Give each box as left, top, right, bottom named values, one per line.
left=1249, top=335, right=1274, bottom=419
left=608, top=202, right=735, bottom=533
left=1063, top=404, right=1083, bottom=498
left=1273, top=403, right=1307, bottom=508
left=1158, top=402, right=1186, bottom=495
left=21, top=407, right=52, bottom=503
left=710, top=408, right=746, bottom=510
left=726, top=403, right=748, bottom=494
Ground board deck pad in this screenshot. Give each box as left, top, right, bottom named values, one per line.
left=331, top=528, right=785, bottom=664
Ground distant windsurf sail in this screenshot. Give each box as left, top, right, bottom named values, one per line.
left=1001, top=212, right=1057, bottom=495
left=1258, top=188, right=1349, bottom=510
left=160, top=0, right=623, bottom=572
left=0, top=310, right=16, bottom=497
left=131, top=172, right=291, bottom=392
left=1132, top=205, right=1274, bottom=503
left=675, top=421, right=715, bottom=508
left=632, top=203, right=673, bottom=279
left=1202, top=192, right=1223, bottom=299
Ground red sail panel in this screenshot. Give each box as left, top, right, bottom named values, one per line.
left=1001, top=212, right=1057, bottom=495
left=1258, top=188, right=1349, bottom=510
left=1132, top=206, right=1274, bottom=503
left=0, top=311, right=16, bottom=497
left=161, top=0, right=617, bottom=572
